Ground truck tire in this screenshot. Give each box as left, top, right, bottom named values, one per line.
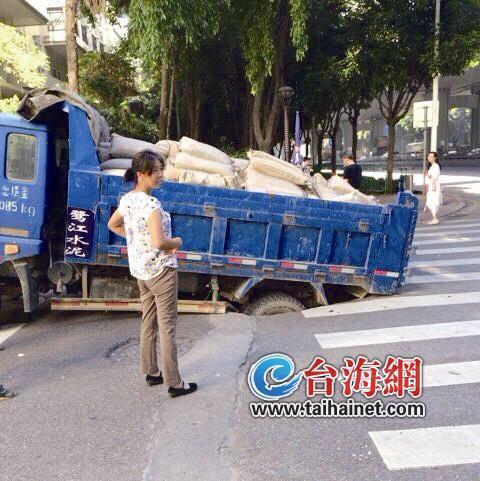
left=244, top=291, right=305, bottom=316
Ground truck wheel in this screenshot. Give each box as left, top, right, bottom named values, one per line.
left=244, top=291, right=305, bottom=316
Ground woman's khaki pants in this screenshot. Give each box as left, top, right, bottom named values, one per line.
left=137, top=267, right=181, bottom=387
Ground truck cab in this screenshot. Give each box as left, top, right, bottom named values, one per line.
left=0, top=109, right=69, bottom=312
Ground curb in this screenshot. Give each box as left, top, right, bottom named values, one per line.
left=438, top=192, right=466, bottom=219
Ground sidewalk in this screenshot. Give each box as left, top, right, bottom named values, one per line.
left=376, top=191, right=466, bottom=221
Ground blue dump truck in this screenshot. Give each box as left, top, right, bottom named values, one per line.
left=0, top=101, right=418, bottom=316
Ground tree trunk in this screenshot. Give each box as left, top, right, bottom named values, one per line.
left=330, top=134, right=337, bottom=172
left=193, top=91, right=202, bottom=140
left=386, top=120, right=396, bottom=193
left=159, top=63, right=168, bottom=140
left=329, top=113, right=341, bottom=172
left=317, top=135, right=323, bottom=165
left=351, top=115, right=359, bottom=162
left=65, top=0, right=79, bottom=93
left=251, top=5, right=288, bottom=153
left=166, top=65, right=176, bottom=140
left=175, top=88, right=181, bottom=139
left=252, top=76, right=283, bottom=153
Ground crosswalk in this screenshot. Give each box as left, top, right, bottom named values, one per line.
left=304, top=216, right=480, bottom=473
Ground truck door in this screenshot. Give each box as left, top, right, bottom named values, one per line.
left=0, top=124, right=48, bottom=259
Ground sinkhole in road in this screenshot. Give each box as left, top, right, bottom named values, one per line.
left=104, top=335, right=196, bottom=363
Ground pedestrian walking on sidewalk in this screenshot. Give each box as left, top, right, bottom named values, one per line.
left=424, top=151, right=442, bottom=225
left=0, top=384, right=14, bottom=400
left=108, top=150, right=197, bottom=398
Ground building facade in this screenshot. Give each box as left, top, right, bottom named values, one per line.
left=0, top=0, right=126, bottom=98
left=338, top=66, right=480, bottom=158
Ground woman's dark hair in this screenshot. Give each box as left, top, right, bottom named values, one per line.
left=428, top=151, right=441, bottom=170
left=124, top=149, right=165, bottom=184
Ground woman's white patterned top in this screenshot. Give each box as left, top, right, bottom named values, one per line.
left=118, top=191, right=177, bottom=280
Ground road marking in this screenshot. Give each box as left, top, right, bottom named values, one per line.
left=303, top=291, right=480, bottom=318
left=369, top=424, right=480, bottom=470
left=417, top=218, right=480, bottom=226
left=415, top=228, right=480, bottom=238
left=416, top=245, right=480, bottom=255
left=415, top=234, right=480, bottom=246
left=314, top=320, right=480, bottom=348
left=408, top=272, right=480, bottom=284
left=416, top=223, right=480, bottom=233
left=409, top=258, right=480, bottom=268
left=424, top=360, right=480, bottom=387
left=0, top=324, right=24, bottom=345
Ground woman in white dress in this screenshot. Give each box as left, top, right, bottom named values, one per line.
left=424, top=151, right=441, bottom=224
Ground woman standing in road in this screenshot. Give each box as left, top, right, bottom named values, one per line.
left=108, top=150, right=197, bottom=398
left=425, top=151, right=442, bottom=224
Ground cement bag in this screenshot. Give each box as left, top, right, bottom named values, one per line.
left=245, top=168, right=306, bottom=198
left=101, top=168, right=126, bottom=177
left=155, top=140, right=170, bottom=158
left=224, top=175, right=242, bottom=190
left=180, top=137, right=232, bottom=165
left=334, top=192, right=377, bottom=205
left=164, top=161, right=182, bottom=181
left=248, top=150, right=308, bottom=186
left=328, top=174, right=355, bottom=194
left=313, top=173, right=328, bottom=188
left=231, top=158, right=250, bottom=171
left=111, top=133, right=165, bottom=159
left=100, top=158, right=132, bottom=170
left=175, top=151, right=234, bottom=177
left=164, top=140, right=180, bottom=157
left=179, top=170, right=226, bottom=188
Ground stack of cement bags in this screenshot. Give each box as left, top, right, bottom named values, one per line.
left=167, top=137, right=241, bottom=189
left=312, top=172, right=377, bottom=205
left=99, top=133, right=172, bottom=176
left=97, top=132, right=377, bottom=205
left=245, top=150, right=311, bottom=198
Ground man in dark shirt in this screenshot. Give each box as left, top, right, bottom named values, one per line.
left=342, top=155, right=362, bottom=189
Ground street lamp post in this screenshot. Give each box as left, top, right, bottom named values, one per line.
left=431, top=0, right=441, bottom=152
left=278, top=86, right=294, bottom=161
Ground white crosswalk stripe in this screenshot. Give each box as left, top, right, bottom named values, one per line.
left=409, top=257, right=480, bottom=268
left=0, top=323, right=24, bottom=345
left=407, top=271, right=480, bottom=284
left=303, top=291, right=480, bottom=317
left=314, top=320, right=480, bottom=348
left=416, top=245, right=480, bottom=255
left=369, top=425, right=480, bottom=470
left=423, top=360, right=480, bottom=387
left=414, top=234, right=480, bottom=246
left=416, top=222, right=480, bottom=232
left=415, top=228, right=480, bottom=238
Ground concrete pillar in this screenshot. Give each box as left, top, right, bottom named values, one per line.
left=437, top=87, right=450, bottom=154
left=470, top=85, right=480, bottom=148
left=471, top=103, right=480, bottom=148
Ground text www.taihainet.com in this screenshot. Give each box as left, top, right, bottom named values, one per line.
left=250, top=398, right=426, bottom=419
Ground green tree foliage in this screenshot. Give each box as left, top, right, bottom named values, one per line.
left=0, top=22, right=49, bottom=91
left=352, top=0, right=480, bottom=191
left=0, top=96, right=21, bottom=114
left=79, top=46, right=137, bottom=107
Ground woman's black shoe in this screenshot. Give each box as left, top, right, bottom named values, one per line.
left=168, top=382, right=197, bottom=398
left=146, top=373, right=164, bottom=386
